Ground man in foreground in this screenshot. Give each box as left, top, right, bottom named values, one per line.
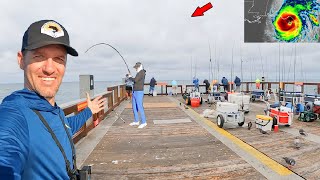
left=0, top=20, right=105, bottom=179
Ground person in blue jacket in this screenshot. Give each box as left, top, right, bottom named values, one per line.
left=234, top=76, right=241, bottom=92
left=221, top=77, right=229, bottom=92
left=0, top=20, right=106, bottom=179
left=149, top=77, right=157, bottom=96
left=193, top=76, right=199, bottom=92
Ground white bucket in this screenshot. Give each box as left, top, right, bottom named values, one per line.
left=153, top=91, right=157, bottom=96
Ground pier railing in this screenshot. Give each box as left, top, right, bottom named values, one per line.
left=144, top=81, right=320, bottom=95
left=61, top=84, right=127, bottom=143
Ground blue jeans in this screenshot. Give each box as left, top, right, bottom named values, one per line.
left=132, top=91, right=146, bottom=124
left=194, top=85, right=199, bottom=92
left=149, top=86, right=155, bottom=94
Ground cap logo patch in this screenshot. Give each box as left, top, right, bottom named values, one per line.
left=41, top=21, right=64, bottom=38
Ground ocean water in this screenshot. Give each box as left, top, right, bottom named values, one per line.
left=0, top=81, right=122, bottom=105
left=0, top=80, right=318, bottom=105
left=0, top=80, right=190, bottom=105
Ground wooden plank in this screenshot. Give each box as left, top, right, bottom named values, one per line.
left=82, top=96, right=266, bottom=179
left=153, top=118, right=192, bottom=124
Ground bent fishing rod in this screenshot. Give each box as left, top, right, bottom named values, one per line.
left=84, top=43, right=131, bottom=74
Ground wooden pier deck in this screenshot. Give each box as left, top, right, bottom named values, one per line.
left=76, top=95, right=320, bottom=180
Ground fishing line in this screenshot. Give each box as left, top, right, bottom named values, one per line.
left=85, top=43, right=131, bottom=74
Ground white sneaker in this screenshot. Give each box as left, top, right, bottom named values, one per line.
left=129, top=122, right=140, bottom=126
left=138, top=123, right=147, bottom=129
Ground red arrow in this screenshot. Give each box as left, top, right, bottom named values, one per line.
left=192, top=2, right=213, bottom=17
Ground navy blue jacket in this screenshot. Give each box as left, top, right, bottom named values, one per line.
left=221, top=78, right=228, bottom=85
left=149, top=78, right=157, bottom=87
left=234, top=76, right=241, bottom=86
left=0, top=89, right=92, bottom=179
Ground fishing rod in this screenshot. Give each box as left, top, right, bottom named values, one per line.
left=214, top=41, right=217, bottom=81
left=293, top=44, right=296, bottom=93
left=282, top=45, right=285, bottom=82
left=286, top=46, right=294, bottom=82
left=85, top=43, right=131, bottom=74
left=191, top=56, right=193, bottom=82
left=195, top=60, right=197, bottom=77
left=278, top=43, right=281, bottom=86
left=240, top=43, right=243, bottom=92
left=231, top=42, right=234, bottom=92
left=208, top=42, right=212, bottom=83
left=258, top=45, right=264, bottom=78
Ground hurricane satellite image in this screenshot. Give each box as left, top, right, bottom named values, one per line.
left=245, top=0, right=320, bottom=42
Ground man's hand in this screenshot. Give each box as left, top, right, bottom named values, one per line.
left=86, top=92, right=107, bottom=114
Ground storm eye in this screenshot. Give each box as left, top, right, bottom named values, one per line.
left=286, top=16, right=294, bottom=24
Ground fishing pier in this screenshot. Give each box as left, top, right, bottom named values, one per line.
left=66, top=81, right=320, bottom=179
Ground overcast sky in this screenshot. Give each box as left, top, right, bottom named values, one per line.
left=1, top=0, right=320, bottom=84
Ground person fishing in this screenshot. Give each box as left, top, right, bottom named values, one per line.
left=125, top=74, right=134, bottom=100
left=128, top=62, right=147, bottom=128
left=149, top=77, right=157, bottom=96
left=171, top=80, right=178, bottom=96
left=234, top=76, right=241, bottom=92
left=211, top=80, right=219, bottom=93
left=203, top=79, right=210, bottom=94
left=221, top=77, right=229, bottom=92
left=193, top=76, right=199, bottom=92
left=255, top=78, right=261, bottom=89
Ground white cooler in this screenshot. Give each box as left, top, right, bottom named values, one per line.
left=228, top=93, right=250, bottom=112
left=255, top=115, right=273, bottom=131
left=216, top=102, right=238, bottom=113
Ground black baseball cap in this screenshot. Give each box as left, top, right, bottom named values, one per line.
left=21, top=20, right=78, bottom=56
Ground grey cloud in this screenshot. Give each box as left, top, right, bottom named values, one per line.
left=0, top=0, right=320, bottom=84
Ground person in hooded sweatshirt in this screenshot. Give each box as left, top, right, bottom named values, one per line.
left=0, top=20, right=106, bottom=179
left=203, top=79, right=210, bottom=94
left=125, top=74, right=134, bottom=100
left=193, top=76, right=199, bottom=92
left=149, top=77, right=157, bottom=96
left=221, top=77, right=229, bottom=92
left=234, top=76, right=241, bottom=92
left=129, top=62, right=147, bottom=128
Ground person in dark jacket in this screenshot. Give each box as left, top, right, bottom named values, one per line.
left=149, top=77, right=157, bottom=96
left=203, top=79, right=210, bottom=94
left=129, top=62, right=147, bottom=128
left=221, top=77, right=229, bottom=92
left=125, top=74, right=134, bottom=100
left=234, top=76, right=241, bottom=92
left=0, top=20, right=106, bottom=179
